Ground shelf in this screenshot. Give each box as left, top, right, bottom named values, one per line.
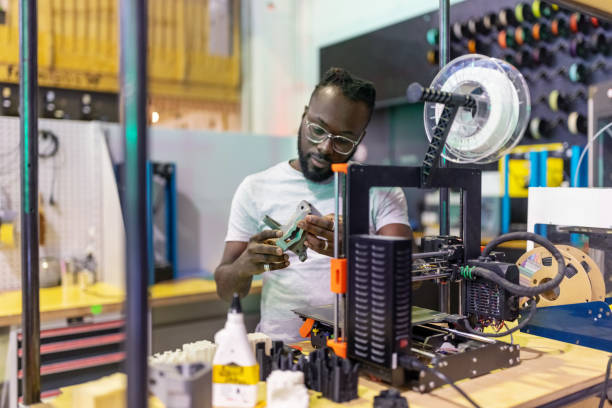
left=19, top=333, right=125, bottom=357
left=19, top=352, right=125, bottom=378
left=18, top=319, right=125, bottom=341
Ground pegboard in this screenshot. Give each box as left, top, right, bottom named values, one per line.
left=0, top=117, right=104, bottom=292
left=437, top=0, right=611, bottom=147
left=321, top=0, right=612, bottom=148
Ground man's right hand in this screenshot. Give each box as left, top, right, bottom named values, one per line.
left=235, top=230, right=290, bottom=278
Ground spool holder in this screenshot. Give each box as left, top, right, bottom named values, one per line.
left=406, top=82, right=478, bottom=187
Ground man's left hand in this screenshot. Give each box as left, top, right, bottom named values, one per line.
left=297, top=214, right=342, bottom=257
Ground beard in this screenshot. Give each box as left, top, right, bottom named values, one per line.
left=297, top=126, right=333, bottom=182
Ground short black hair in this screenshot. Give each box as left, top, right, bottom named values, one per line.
left=312, top=67, right=376, bottom=119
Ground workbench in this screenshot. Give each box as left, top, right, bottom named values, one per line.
left=2, top=281, right=610, bottom=407
left=0, top=278, right=262, bottom=327
left=306, top=332, right=610, bottom=408
left=0, top=277, right=263, bottom=406
left=42, top=330, right=610, bottom=408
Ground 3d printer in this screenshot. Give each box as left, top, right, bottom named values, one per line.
left=293, top=54, right=571, bottom=394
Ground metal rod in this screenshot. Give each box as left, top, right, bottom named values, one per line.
left=412, top=273, right=452, bottom=282
left=458, top=189, right=464, bottom=315
left=333, top=171, right=339, bottom=340
left=340, top=172, right=347, bottom=339
left=414, top=263, right=448, bottom=270
left=445, top=327, right=497, bottom=344
left=120, top=0, right=149, bottom=406
left=412, top=250, right=452, bottom=259
left=413, top=267, right=448, bottom=274
left=334, top=173, right=339, bottom=259
left=19, top=0, right=41, bottom=404
left=438, top=0, right=451, bottom=314
left=458, top=279, right=464, bottom=315
left=411, top=348, right=436, bottom=359
left=439, top=282, right=451, bottom=313
left=439, top=0, right=450, bottom=69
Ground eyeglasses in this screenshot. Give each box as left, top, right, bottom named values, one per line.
left=303, top=118, right=362, bottom=155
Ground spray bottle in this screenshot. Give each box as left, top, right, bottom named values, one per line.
left=212, top=293, right=259, bottom=407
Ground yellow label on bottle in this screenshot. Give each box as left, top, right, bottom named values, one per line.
left=213, top=364, right=259, bottom=385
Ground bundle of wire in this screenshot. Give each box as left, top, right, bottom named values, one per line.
left=462, top=231, right=566, bottom=337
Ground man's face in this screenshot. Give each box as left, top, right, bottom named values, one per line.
left=298, top=86, right=370, bottom=182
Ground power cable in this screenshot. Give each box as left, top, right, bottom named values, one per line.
left=400, top=356, right=482, bottom=408
left=479, top=231, right=566, bottom=297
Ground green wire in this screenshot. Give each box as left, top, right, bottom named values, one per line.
left=460, top=265, right=476, bottom=280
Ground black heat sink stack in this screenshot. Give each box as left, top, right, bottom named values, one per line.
left=466, top=260, right=520, bottom=322
left=347, top=235, right=412, bottom=386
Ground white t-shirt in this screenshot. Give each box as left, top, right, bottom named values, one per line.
left=223, top=161, right=410, bottom=342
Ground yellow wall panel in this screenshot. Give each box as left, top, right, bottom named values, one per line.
left=37, top=0, right=52, bottom=68
left=0, top=0, right=19, bottom=67
left=0, top=0, right=240, bottom=102
left=148, top=0, right=185, bottom=82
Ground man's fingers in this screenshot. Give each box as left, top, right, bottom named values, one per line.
left=324, top=214, right=343, bottom=233
left=298, top=220, right=332, bottom=239
left=249, top=243, right=284, bottom=256
left=268, top=261, right=290, bottom=271
left=252, top=253, right=288, bottom=264
left=251, top=229, right=282, bottom=243
left=304, top=215, right=334, bottom=230
left=324, top=213, right=342, bottom=222
left=304, top=233, right=329, bottom=252
left=253, top=260, right=290, bottom=275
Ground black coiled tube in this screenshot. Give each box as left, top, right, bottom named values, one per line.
left=477, top=231, right=566, bottom=297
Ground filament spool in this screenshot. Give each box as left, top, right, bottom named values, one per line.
left=424, top=54, right=530, bottom=164
left=559, top=245, right=605, bottom=301
left=517, top=246, right=594, bottom=307
left=567, top=111, right=587, bottom=134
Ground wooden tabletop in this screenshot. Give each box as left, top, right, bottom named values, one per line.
left=0, top=278, right=262, bottom=326
left=308, top=331, right=610, bottom=408
left=43, top=330, right=610, bottom=408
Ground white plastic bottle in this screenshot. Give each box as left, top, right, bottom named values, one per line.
left=212, top=294, right=259, bottom=408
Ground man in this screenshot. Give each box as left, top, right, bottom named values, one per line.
left=215, top=67, right=411, bottom=342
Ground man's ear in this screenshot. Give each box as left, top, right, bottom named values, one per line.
left=301, top=105, right=308, bottom=120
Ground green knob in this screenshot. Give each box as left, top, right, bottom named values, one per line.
left=426, top=28, right=439, bottom=46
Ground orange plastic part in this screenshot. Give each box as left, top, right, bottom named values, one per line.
left=498, top=30, right=507, bottom=48
left=515, top=27, right=525, bottom=45
left=331, top=163, right=348, bottom=174
left=299, top=318, right=315, bottom=338
left=569, top=13, right=579, bottom=33
left=532, top=23, right=541, bottom=41
left=330, top=258, right=347, bottom=294
left=467, top=39, right=477, bottom=54
left=327, top=338, right=347, bottom=358
left=551, top=19, right=559, bottom=36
